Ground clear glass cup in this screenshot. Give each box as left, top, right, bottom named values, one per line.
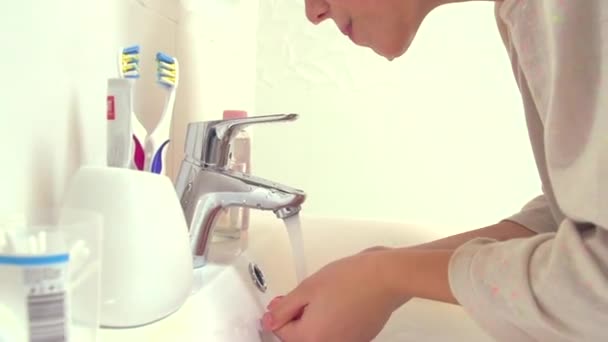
left=0, top=208, right=103, bottom=342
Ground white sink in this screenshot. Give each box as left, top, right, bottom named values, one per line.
left=99, top=213, right=493, bottom=341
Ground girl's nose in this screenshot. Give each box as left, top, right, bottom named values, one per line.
left=305, top=0, right=330, bottom=24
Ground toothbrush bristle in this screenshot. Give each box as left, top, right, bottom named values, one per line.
left=122, top=63, right=138, bottom=72
left=124, top=71, right=140, bottom=79
left=159, top=61, right=176, bottom=71
left=158, top=67, right=176, bottom=78
left=121, top=44, right=140, bottom=79
left=156, top=52, right=175, bottom=64
left=122, top=55, right=139, bottom=64
left=123, top=45, right=140, bottom=54
left=156, top=52, right=178, bottom=87
left=158, top=77, right=176, bottom=87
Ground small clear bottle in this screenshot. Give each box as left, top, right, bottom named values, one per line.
left=214, top=110, right=251, bottom=241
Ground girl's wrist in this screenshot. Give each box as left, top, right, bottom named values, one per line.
left=376, top=248, right=458, bottom=306
left=373, top=249, right=414, bottom=308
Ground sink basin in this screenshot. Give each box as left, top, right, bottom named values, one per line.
left=99, top=213, right=493, bottom=341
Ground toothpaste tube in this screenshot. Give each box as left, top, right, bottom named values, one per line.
left=106, top=78, right=133, bottom=168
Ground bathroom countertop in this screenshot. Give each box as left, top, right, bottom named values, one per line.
left=99, top=213, right=493, bottom=341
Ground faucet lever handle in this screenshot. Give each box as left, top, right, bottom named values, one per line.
left=220, top=113, right=298, bottom=136
left=184, top=113, right=299, bottom=168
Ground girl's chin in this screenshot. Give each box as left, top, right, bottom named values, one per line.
left=380, top=36, right=414, bottom=60
left=373, top=44, right=407, bottom=61
left=351, top=35, right=411, bottom=61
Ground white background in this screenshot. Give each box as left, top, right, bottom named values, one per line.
left=1, top=0, right=539, bottom=237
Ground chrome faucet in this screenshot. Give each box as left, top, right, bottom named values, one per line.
left=175, top=114, right=306, bottom=268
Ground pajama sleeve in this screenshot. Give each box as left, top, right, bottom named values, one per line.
left=503, top=194, right=559, bottom=234
left=448, top=1, right=608, bottom=341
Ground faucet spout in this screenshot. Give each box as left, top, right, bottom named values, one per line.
left=178, top=165, right=305, bottom=268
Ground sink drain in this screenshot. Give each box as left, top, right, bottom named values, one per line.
left=249, top=262, right=267, bottom=293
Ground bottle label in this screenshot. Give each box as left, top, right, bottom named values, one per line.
left=0, top=254, right=70, bottom=342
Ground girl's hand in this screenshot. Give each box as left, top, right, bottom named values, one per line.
left=262, top=249, right=406, bottom=342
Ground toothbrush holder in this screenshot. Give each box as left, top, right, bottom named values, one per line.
left=62, top=166, right=193, bottom=328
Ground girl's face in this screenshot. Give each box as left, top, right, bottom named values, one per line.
left=304, top=0, right=432, bottom=60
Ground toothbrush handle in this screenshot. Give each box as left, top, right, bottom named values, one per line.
left=132, top=135, right=145, bottom=170
left=150, top=140, right=171, bottom=174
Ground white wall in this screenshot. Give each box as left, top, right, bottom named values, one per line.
left=168, top=0, right=259, bottom=178
left=2, top=0, right=540, bottom=237
left=1, top=0, right=123, bottom=216
left=0, top=0, right=258, bottom=219
left=0, top=0, right=182, bottom=216
left=254, top=1, right=541, bottom=234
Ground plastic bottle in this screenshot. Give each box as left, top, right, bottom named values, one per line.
left=214, top=110, right=251, bottom=240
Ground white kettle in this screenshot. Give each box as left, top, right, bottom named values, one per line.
left=62, top=166, right=193, bottom=328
